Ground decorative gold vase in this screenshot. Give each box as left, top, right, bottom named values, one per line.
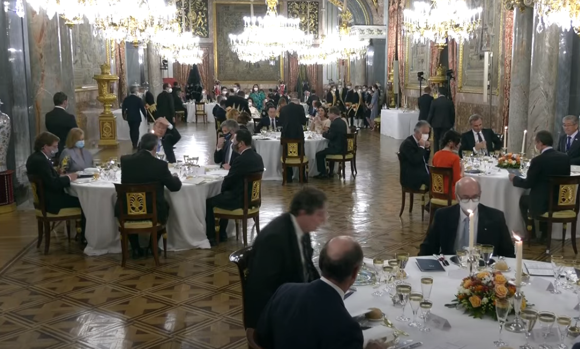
left=93, top=64, right=119, bottom=147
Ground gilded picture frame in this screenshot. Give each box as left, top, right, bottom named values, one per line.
left=404, top=37, right=430, bottom=89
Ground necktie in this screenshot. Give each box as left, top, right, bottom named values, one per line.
left=301, top=234, right=316, bottom=282
left=459, top=216, right=470, bottom=249
left=477, top=132, right=483, bottom=143
left=271, top=118, right=276, bottom=129
left=567, top=136, right=572, bottom=151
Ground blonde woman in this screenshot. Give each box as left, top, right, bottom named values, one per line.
left=59, top=128, right=93, bottom=172
left=226, top=108, right=240, bottom=121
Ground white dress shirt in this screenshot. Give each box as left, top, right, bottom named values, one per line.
left=320, top=276, right=345, bottom=301
left=472, top=129, right=485, bottom=144
left=290, top=214, right=306, bottom=276
left=456, top=206, right=479, bottom=251
left=226, top=142, right=234, bottom=164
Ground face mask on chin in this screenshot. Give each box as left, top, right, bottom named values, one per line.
left=421, top=134, right=429, bottom=142
left=459, top=200, right=478, bottom=214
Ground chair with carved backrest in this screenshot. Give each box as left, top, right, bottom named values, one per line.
left=280, top=137, right=308, bottom=185
left=214, top=172, right=263, bottom=246
left=396, top=153, right=428, bottom=220
left=229, top=246, right=253, bottom=327
left=428, top=166, right=456, bottom=225
left=114, top=183, right=168, bottom=267
left=195, top=102, right=207, bottom=123
left=325, top=132, right=358, bottom=180
left=28, top=174, right=82, bottom=254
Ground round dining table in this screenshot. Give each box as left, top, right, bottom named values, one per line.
left=346, top=256, right=580, bottom=348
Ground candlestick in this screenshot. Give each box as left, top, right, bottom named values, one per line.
left=468, top=210, right=475, bottom=249
left=514, top=234, right=523, bottom=286
left=503, top=126, right=508, bottom=149
left=521, top=130, right=527, bottom=154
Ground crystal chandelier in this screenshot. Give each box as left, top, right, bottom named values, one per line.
left=152, top=26, right=203, bottom=65
left=535, top=0, right=580, bottom=34
left=229, top=0, right=313, bottom=63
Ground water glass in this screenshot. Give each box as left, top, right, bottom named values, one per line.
left=520, top=309, right=538, bottom=349
left=480, top=244, right=495, bottom=269
left=551, top=255, right=564, bottom=294
left=420, top=301, right=433, bottom=332
left=456, top=249, right=469, bottom=268
left=382, top=266, right=394, bottom=293
left=538, top=311, right=556, bottom=349
left=494, top=298, right=510, bottom=347
left=396, top=284, right=412, bottom=322
left=556, top=316, right=571, bottom=349
left=421, top=277, right=433, bottom=301
left=408, top=293, right=423, bottom=328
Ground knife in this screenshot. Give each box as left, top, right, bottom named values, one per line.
left=399, top=342, right=423, bottom=349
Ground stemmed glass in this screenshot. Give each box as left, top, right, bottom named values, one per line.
left=382, top=266, right=394, bottom=293
left=480, top=244, right=495, bottom=269
left=551, top=255, right=565, bottom=294
left=408, top=293, right=424, bottom=328
left=520, top=310, right=538, bottom=349
left=538, top=311, right=556, bottom=349
left=556, top=316, right=571, bottom=349
left=372, top=258, right=385, bottom=297
left=396, top=284, right=412, bottom=322
left=494, top=297, right=511, bottom=347
left=456, top=249, right=469, bottom=268
left=420, top=301, right=433, bottom=332
left=420, top=277, right=433, bottom=319
left=395, top=252, right=409, bottom=282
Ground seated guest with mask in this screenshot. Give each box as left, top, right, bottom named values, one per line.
left=419, top=177, right=515, bottom=257
left=214, top=119, right=239, bottom=169
left=118, top=133, right=182, bottom=258
left=556, top=115, right=580, bottom=165
left=432, top=130, right=463, bottom=198
left=459, top=114, right=502, bottom=156
left=313, top=106, right=348, bottom=179
left=256, top=104, right=279, bottom=132
left=150, top=117, right=181, bottom=164
left=206, top=129, right=264, bottom=245
left=256, top=236, right=386, bottom=349
left=244, top=188, right=326, bottom=328
left=399, top=120, right=431, bottom=191
left=59, top=128, right=93, bottom=173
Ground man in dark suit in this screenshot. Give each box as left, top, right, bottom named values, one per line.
left=326, top=85, right=337, bottom=107
left=510, top=131, right=571, bottom=240
left=156, top=83, right=175, bottom=124
left=459, top=114, right=502, bottom=156
left=122, top=86, right=147, bottom=149
left=314, top=107, right=348, bottom=179
left=427, top=86, right=455, bottom=152
left=214, top=119, right=239, bottom=168
left=142, top=85, right=157, bottom=122
left=118, top=133, right=182, bottom=258
left=306, top=89, right=319, bottom=114
left=171, top=82, right=185, bottom=113
left=417, top=86, right=433, bottom=121
left=256, top=235, right=382, bottom=349
left=556, top=115, right=580, bottom=165
left=399, top=120, right=431, bottom=191
left=246, top=188, right=326, bottom=328
left=151, top=117, right=181, bottom=163
left=45, top=92, right=78, bottom=155
left=225, top=90, right=251, bottom=114
left=256, top=104, right=279, bottom=132
left=345, top=84, right=359, bottom=126
left=212, top=97, right=227, bottom=124
left=419, top=177, right=515, bottom=257
left=279, top=99, right=308, bottom=182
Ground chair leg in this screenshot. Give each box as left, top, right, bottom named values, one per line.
left=163, top=231, right=167, bottom=259
left=65, top=221, right=71, bottom=242
left=215, top=217, right=221, bottom=244
left=282, top=165, right=286, bottom=186
left=421, top=194, right=425, bottom=221
left=342, top=162, right=346, bottom=180
left=563, top=223, right=568, bottom=246
left=409, top=193, right=414, bottom=214
left=546, top=220, right=553, bottom=254
left=43, top=221, right=51, bottom=254
left=242, top=219, right=248, bottom=247
left=151, top=231, right=160, bottom=267
left=121, top=232, right=128, bottom=267
left=399, top=191, right=406, bottom=217
left=572, top=220, right=578, bottom=255
left=235, top=220, right=240, bottom=241
left=37, top=220, right=44, bottom=248
left=299, top=165, right=304, bottom=183
left=350, top=161, right=355, bottom=177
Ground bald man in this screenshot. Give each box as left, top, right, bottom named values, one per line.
left=419, top=177, right=515, bottom=257
left=256, top=236, right=385, bottom=349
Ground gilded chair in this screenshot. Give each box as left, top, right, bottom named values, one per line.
left=230, top=246, right=253, bottom=328
left=428, top=166, right=456, bottom=225
left=175, top=110, right=185, bottom=123
left=195, top=102, right=207, bottom=123
left=114, top=183, right=168, bottom=267
left=396, top=153, right=428, bottom=220
left=325, top=132, right=358, bottom=180
left=280, top=137, right=308, bottom=185
left=28, top=175, right=82, bottom=254
left=214, top=172, right=263, bottom=246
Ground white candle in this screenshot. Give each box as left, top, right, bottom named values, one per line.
left=514, top=234, right=523, bottom=286
left=468, top=210, right=475, bottom=249
left=503, top=126, right=508, bottom=149
left=521, top=130, right=527, bottom=154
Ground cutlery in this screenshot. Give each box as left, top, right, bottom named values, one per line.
left=383, top=317, right=409, bottom=336
left=432, top=254, right=447, bottom=267
left=439, top=254, right=450, bottom=266
left=444, top=303, right=458, bottom=308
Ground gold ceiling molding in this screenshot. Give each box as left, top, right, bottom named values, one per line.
left=176, top=0, right=209, bottom=38
left=287, top=1, right=319, bottom=36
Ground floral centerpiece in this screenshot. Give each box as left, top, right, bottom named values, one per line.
left=454, top=271, right=525, bottom=319
left=497, top=153, right=521, bottom=169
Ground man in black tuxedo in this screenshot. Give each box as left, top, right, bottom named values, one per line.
left=399, top=120, right=431, bottom=191
left=214, top=119, right=239, bottom=168
left=427, top=86, right=455, bottom=152
left=417, top=86, right=433, bottom=121
left=419, top=177, right=515, bottom=257
left=246, top=188, right=326, bottom=329
left=225, top=90, right=251, bottom=114
left=256, top=104, right=279, bottom=132
left=510, top=131, right=571, bottom=240
left=156, top=83, right=176, bottom=124
left=45, top=92, right=78, bottom=155
left=142, top=85, right=157, bottom=122
left=150, top=117, right=181, bottom=163
left=256, top=235, right=384, bottom=349
left=314, top=107, right=348, bottom=179
left=326, top=85, right=337, bottom=107
left=556, top=115, right=580, bottom=165
left=212, top=98, right=227, bottom=124
left=118, top=133, right=182, bottom=258
left=306, top=89, right=319, bottom=113
left=122, top=86, right=147, bottom=149
left=279, top=98, right=307, bottom=139
left=206, top=129, right=264, bottom=245
left=459, top=114, right=502, bottom=156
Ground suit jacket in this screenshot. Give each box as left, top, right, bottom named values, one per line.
left=256, top=279, right=361, bottom=349
left=256, top=116, right=280, bottom=132
left=171, top=90, right=185, bottom=112
left=419, top=204, right=515, bottom=257
left=245, top=213, right=320, bottom=328
left=118, top=150, right=182, bottom=223
left=156, top=91, right=175, bottom=122
left=225, top=95, right=250, bottom=114
left=557, top=133, right=580, bottom=165
left=59, top=148, right=93, bottom=173
left=326, top=91, right=337, bottom=106
left=399, top=135, right=430, bottom=190
left=323, top=118, right=347, bottom=154
left=213, top=136, right=239, bottom=166
left=418, top=94, right=434, bottom=121
left=122, top=95, right=146, bottom=123
left=279, top=103, right=306, bottom=139
left=306, top=94, right=319, bottom=108
left=220, top=148, right=264, bottom=209
left=26, top=151, right=74, bottom=214
left=45, top=107, right=78, bottom=153
left=212, top=105, right=226, bottom=123
left=161, top=127, right=181, bottom=164
left=427, top=96, right=455, bottom=129
left=459, top=129, right=503, bottom=155
left=513, top=148, right=571, bottom=216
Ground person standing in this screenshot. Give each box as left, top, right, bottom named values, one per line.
left=279, top=98, right=307, bottom=183
left=368, top=84, right=380, bottom=130
left=427, top=86, right=455, bottom=152
left=556, top=115, right=580, bottom=165
left=314, top=107, right=348, bottom=179
left=156, top=83, right=176, bottom=124
left=45, top=92, right=78, bottom=155
left=122, top=86, right=147, bottom=149
left=417, top=86, right=433, bottom=121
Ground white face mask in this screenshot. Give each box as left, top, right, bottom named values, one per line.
left=167, top=88, right=173, bottom=93
left=253, top=87, right=258, bottom=91
left=234, top=87, right=239, bottom=92
left=421, top=134, right=429, bottom=141
left=222, top=90, right=227, bottom=95
left=459, top=200, right=479, bottom=214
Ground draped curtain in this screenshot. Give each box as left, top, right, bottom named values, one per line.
left=306, top=64, right=318, bottom=94
left=172, top=62, right=191, bottom=88
left=502, top=10, right=514, bottom=127
left=448, top=40, right=458, bottom=103
left=115, top=42, right=127, bottom=103
left=288, top=54, right=299, bottom=93
left=197, top=47, right=211, bottom=92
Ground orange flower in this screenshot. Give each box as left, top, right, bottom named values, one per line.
left=469, top=295, right=482, bottom=308
left=476, top=285, right=485, bottom=292
left=508, top=285, right=516, bottom=295
left=495, top=284, right=508, bottom=298
left=463, top=279, right=473, bottom=288
left=458, top=294, right=465, bottom=300
left=495, top=274, right=507, bottom=285
left=477, top=272, right=490, bottom=279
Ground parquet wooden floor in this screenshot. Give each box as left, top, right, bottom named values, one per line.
left=0, top=122, right=575, bottom=348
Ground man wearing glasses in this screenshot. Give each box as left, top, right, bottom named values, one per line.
left=418, top=177, right=515, bottom=257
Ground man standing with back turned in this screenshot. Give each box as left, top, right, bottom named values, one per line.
left=427, top=86, right=455, bottom=152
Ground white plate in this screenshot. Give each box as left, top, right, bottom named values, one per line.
left=204, top=165, right=220, bottom=170
left=74, top=178, right=95, bottom=184
left=83, top=168, right=99, bottom=174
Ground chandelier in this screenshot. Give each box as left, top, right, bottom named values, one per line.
left=535, top=0, right=580, bottom=34
left=229, top=0, right=313, bottom=63
left=403, top=0, right=482, bottom=49
left=152, top=26, right=203, bottom=65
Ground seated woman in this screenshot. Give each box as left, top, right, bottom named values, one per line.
left=226, top=108, right=240, bottom=121
left=309, top=106, right=331, bottom=133
left=59, top=128, right=93, bottom=172
left=432, top=130, right=463, bottom=197
left=237, top=112, right=254, bottom=134
left=247, top=98, right=261, bottom=119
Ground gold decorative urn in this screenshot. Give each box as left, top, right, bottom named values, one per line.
left=93, top=64, right=119, bottom=147
left=388, top=67, right=395, bottom=108
left=428, top=64, right=448, bottom=97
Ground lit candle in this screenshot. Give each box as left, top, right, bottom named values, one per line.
left=468, top=210, right=475, bottom=249
left=514, top=234, right=523, bottom=286
left=521, top=130, right=527, bottom=154
left=503, top=126, right=508, bottom=149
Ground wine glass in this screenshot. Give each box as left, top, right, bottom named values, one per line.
left=408, top=293, right=423, bottom=328
left=396, top=284, right=412, bottom=322
left=372, top=258, right=384, bottom=296
left=480, top=244, right=495, bottom=269
left=520, top=310, right=538, bottom=349
left=395, top=252, right=409, bottom=281
left=421, top=277, right=433, bottom=301
left=538, top=311, right=556, bottom=349
left=551, top=255, right=564, bottom=294
left=494, top=297, right=510, bottom=347
left=456, top=249, right=469, bottom=268
left=387, top=259, right=400, bottom=284
left=382, top=266, right=394, bottom=293
left=420, top=301, right=433, bottom=332
left=556, top=315, right=571, bottom=349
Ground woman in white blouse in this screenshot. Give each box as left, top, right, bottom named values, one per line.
left=310, top=106, right=331, bottom=133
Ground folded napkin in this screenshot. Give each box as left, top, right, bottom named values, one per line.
left=208, top=169, right=229, bottom=177
left=185, top=177, right=206, bottom=185
left=362, top=326, right=395, bottom=347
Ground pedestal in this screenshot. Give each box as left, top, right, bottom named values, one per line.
left=0, top=170, right=16, bottom=214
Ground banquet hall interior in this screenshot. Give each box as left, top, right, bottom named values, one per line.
left=2, top=0, right=580, bottom=347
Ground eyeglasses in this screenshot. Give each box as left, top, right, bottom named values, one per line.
left=457, top=198, right=480, bottom=204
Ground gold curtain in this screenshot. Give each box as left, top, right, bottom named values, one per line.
left=173, top=62, right=190, bottom=88
left=198, top=47, right=211, bottom=92
left=289, top=54, right=299, bottom=93
left=115, top=42, right=127, bottom=102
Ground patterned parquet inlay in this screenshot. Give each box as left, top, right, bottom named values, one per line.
left=0, top=123, right=575, bottom=348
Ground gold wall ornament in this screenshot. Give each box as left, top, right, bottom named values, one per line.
left=388, top=67, right=395, bottom=108
left=287, top=143, right=298, bottom=157
left=287, top=1, right=319, bottom=36
left=502, top=0, right=532, bottom=11
left=177, top=0, right=209, bottom=38
left=127, top=192, right=147, bottom=215
left=428, top=64, right=447, bottom=85
left=558, top=185, right=577, bottom=206
left=93, top=64, right=119, bottom=147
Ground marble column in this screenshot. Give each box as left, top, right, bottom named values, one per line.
left=147, top=45, right=163, bottom=97
left=507, top=8, right=533, bottom=153
left=553, top=29, right=573, bottom=137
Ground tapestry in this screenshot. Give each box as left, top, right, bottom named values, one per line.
left=176, top=0, right=209, bottom=38
left=287, top=1, right=319, bottom=37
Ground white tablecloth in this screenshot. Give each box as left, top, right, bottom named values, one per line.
left=253, top=135, right=328, bottom=181
left=380, top=109, right=419, bottom=140
left=113, top=109, right=149, bottom=142
left=186, top=102, right=216, bottom=123
left=346, top=256, right=579, bottom=349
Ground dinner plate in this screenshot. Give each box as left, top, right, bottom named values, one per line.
left=74, top=178, right=95, bottom=184
left=354, top=269, right=375, bottom=286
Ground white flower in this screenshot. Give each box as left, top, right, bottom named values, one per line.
left=481, top=297, right=488, bottom=304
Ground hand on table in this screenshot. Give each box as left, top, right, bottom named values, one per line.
left=509, top=173, right=516, bottom=182
left=475, top=141, right=487, bottom=150
left=223, top=164, right=231, bottom=170
left=66, top=173, right=78, bottom=181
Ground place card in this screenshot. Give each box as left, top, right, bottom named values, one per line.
left=530, top=277, right=555, bottom=292
left=426, top=313, right=451, bottom=331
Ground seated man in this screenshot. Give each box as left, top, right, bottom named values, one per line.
left=419, top=177, right=515, bottom=257
left=256, top=103, right=279, bottom=132
left=399, top=120, right=431, bottom=191
left=118, top=133, right=182, bottom=258
left=214, top=119, right=239, bottom=168
left=151, top=117, right=181, bottom=163
left=459, top=114, right=502, bottom=156
left=256, top=236, right=385, bottom=349
left=244, top=188, right=327, bottom=328
left=314, top=106, right=347, bottom=179
left=205, top=129, right=264, bottom=245
left=556, top=115, right=580, bottom=165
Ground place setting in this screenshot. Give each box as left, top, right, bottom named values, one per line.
left=173, top=155, right=229, bottom=185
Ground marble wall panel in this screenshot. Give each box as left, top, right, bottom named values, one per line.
left=456, top=101, right=499, bottom=133
left=126, top=44, right=141, bottom=88
left=147, top=45, right=163, bottom=97
left=71, top=19, right=106, bottom=88
left=554, top=30, right=573, bottom=140
left=74, top=88, right=101, bottom=145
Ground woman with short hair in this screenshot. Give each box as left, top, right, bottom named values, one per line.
left=59, top=128, right=93, bottom=172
